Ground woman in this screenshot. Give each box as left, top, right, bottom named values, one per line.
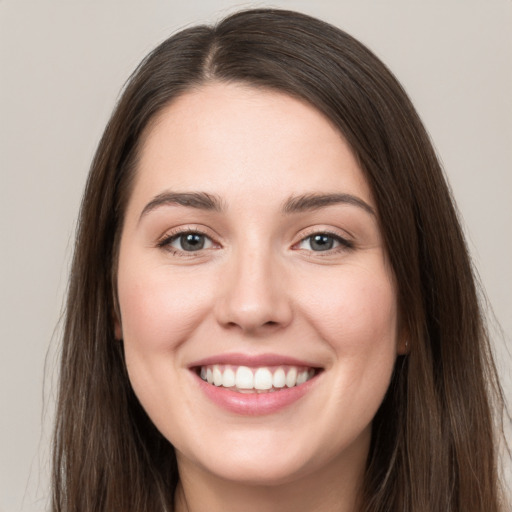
left=52, top=8, right=508, bottom=512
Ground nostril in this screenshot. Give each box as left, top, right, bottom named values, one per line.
left=225, top=320, right=279, bottom=330
left=215, top=290, right=293, bottom=332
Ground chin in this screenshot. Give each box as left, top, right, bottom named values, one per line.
left=174, top=423, right=371, bottom=489
left=192, top=452, right=316, bottom=487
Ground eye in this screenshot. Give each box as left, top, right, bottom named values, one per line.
left=297, top=233, right=351, bottom=252
left=160, top=231, right=214, bottom=252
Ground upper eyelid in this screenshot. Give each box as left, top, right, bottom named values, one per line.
left=294, top=225, right=353, bottom=243
left=155, top=225, right=354, bottom=248
left=297, top=233, right=352, bottom=249
left=156, top=229, right=220, bottom=258
left=292, top=227, right=355, bottom=254
left=158, top=225, right=217, bottom=242
left=156, top=229, right=218, bottom=252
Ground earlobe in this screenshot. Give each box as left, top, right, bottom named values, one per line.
left=112, top=287, right=123, bottom=340
left=114, top=319, right=123, bottom=340
left=396, top=318, right=410, bottom=355
left=396, top=317, right=410, bottom=355
left=113, top=305, right=123, bottom=340
left=397, top=338, right=410, bottom=355
left=113, top=313, right=123, bottom=341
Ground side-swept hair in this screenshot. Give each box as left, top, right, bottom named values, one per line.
left=52, top=8, right=507, bottom=511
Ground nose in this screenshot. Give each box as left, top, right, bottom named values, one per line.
left=214, top=247, right=293, bottom=335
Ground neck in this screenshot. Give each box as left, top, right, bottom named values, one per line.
left=174, top=443, right=367, bottom=512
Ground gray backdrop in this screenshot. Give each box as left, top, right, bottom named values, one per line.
left=1, top=1, right=510, bottom=510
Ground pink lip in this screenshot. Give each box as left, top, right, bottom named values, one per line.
left=188, top=353, right=322, bottom=416
left=189, top=352, right=320, bottom=368
left=194, top=374, right=319, bottom=415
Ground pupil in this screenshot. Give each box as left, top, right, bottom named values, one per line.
left=311, top=234, right=333, bottom=251
left=181, top=233, right=205, bottom=251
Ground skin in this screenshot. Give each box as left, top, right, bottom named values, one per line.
left=116, top=82, right=403, bottom=512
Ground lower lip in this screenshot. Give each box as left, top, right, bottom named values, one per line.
left=194, top=372, right=320, bottom=415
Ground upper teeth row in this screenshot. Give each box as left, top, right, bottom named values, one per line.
left=200, top=365, right=315, bottom=390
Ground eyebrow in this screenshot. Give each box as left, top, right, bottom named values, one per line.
left=283, top=193, right=375, bottom=216
left=139, top=190, right=375, bottom=222
left=139, top=191, right=224, bottom=221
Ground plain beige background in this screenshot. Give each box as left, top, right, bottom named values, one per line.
left=1, top=1, right=510, bottom=510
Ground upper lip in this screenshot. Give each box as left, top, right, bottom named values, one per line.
left=188, top=352, right=322, bottom=369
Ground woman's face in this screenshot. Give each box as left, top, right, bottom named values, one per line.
left=116, top=83, right=401, bottom=486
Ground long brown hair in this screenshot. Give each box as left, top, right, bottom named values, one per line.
left=52, top=8, right=507, bottom=511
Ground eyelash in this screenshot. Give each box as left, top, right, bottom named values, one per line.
left=156, top=228, right=354, bottom=256
left=295, top=230, right=354, bottom=254
left=157, top=227, right=215, bottom=256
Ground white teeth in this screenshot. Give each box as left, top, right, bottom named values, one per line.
left=286, top=367, right=297, bottom=388
left=254, top=368, right=273, bottom=390
left=236, top=366, right=254, bottom=389
left=272, top=368, right=286, bottom=388
left=199, top=364, right=316, bottom=392
left=222, top=367, right=236, bottom=387
left=296, top=370, right=308, bottom=385
left=213, top=365, right=223, bottom=386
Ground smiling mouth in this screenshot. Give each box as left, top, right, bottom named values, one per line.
left=196, top=365, right=320, bottom=393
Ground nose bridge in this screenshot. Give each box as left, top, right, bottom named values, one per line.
left=216, top=238, right=292, bottom=333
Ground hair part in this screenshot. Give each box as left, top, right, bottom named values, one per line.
left=52, top=8, right=507, bottom=512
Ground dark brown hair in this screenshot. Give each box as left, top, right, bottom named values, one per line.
left=52, top=8, right=507, bottom=511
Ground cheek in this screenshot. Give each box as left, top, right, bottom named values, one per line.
left=117, top=265, right=213, bottom=353
left=296, top=262, right=398, bottom=388
left=304, top=265, right=398, bottom=430
left=310, top=266, right=396, bottom=346
left=116, top=265, right=216, bottom=430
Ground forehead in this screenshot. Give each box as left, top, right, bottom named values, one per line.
left=129, top=82, right=374, bottom=212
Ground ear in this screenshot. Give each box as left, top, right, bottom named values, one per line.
left=113, top=306, right=123, bottom=340
left=396, top=320, right=410, bottom=355
left=112, top=281, right=123, bottom=340
left=397, top=337, right=409, bottom=355
left=114, top=317, right=123, bottom=340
